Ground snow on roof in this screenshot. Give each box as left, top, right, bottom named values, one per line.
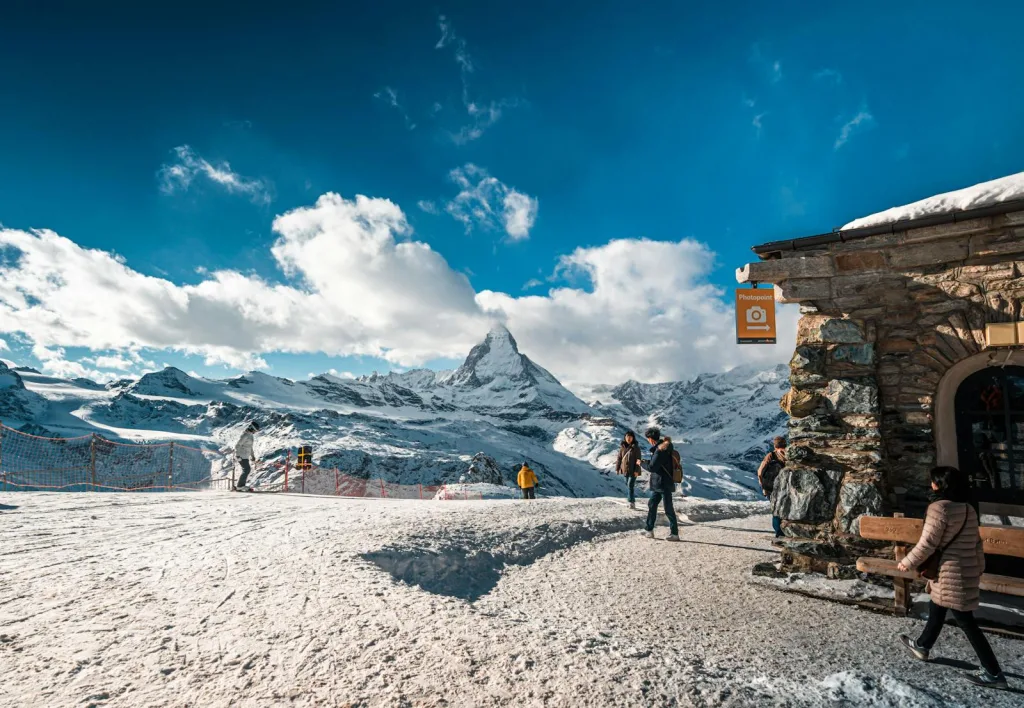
left=841, top=170, right=1024, bottom=231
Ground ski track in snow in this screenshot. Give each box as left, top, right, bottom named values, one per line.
left=1, top=493, right=1021, bottom=707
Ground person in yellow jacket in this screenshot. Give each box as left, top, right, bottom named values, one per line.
left=517, top=463, right=538, bottom=499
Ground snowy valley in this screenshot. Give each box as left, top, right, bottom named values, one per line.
left=0, top=326, right=788, bottom=499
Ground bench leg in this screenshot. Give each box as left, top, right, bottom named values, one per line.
left=893, top=542, right=910, bottom=617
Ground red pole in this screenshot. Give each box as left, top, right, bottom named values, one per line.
left=335, top=468, right=339, bottom=496
left=284, top=451, right=290, bottom=493
left=380, top=478, right=386, bottom=498
left=301, top=463, right=305, bottom=495
left=419, top=483, right=423, bottom=500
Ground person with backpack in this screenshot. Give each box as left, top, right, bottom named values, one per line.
left=757, top=436, right=786, bottom=537
left=518, top=462, right=538, bottom=499
left=615, top=430, right=642, bottom=509
left=233, top=421, right=260, bottom=491
left=896, top=466, right=1007, bottom=690
left=641, top=427, right=679, bottom=541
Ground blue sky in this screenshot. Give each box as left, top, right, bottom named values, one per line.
left=1, top=1, right=1023, bottom=386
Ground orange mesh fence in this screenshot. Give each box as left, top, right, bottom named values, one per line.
left=0, top=423, right=232, bottom=492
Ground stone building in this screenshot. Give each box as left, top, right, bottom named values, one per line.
left=738, top=177, right=1024, bottom=552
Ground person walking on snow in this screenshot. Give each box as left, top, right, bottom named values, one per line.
left=758, top=436, right=787, bottom=538
left=518, top=462, right=538, bottom=499
left=234, top=421, right=260, bottom=491
left=616, top=430, right=642, bottom=509
left=897, top=466, right=1007, bottom=690
left=642, top=427, right=679, bottom=541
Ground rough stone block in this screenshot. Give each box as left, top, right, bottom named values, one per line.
left=831, top=343, right=875, bottom=365
left=878, top=338, right=916, bottom=354
left=837, top=482, right=885, bottom=535
left=834, top=251, right=888, bottom=273
left=775, top=278, right=832, bottom=304
left=889, top=239, right=969, bottom=269
left=824, top=378, right=879, bottom=415
left=970, top=230, right=1024, bottom=259
left=737, top=256, right=835, bottom=284
left=901, top=217, right=992, bottom=243
left=780, top=388, right=822, bottom=418
left=772, top=467, right=844, bottom=524
left=791, top=345, right=825, bottom=374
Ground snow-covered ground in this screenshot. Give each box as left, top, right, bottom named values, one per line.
left=1, top=492, right=1021, bottom=707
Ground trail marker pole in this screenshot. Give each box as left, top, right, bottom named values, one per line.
left=90, top=434, right=97, bottom=490
left=167, top=442, right=175, bottom=492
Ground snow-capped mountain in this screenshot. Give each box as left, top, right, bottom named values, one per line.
left=0, top=327, right=787, bottom=500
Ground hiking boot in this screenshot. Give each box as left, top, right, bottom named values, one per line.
left=628, top=502, right=636, bottom=510
left=964, top=670, right=1008, bottom=690
left=641, top=530, right=654, bottom=538
left=666, top=534, right=680, bottom=542
left=899, top=635, right=929, bottom=662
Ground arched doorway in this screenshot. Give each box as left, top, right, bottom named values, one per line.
left=954, top=365, right=1024, bottom=505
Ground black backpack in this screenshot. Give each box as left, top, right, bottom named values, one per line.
left=761, top=451, right=784, bottom=494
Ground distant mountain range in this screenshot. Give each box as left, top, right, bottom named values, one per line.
left=0, top=325, right=788, bottom=499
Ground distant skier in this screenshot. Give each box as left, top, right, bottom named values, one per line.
left=518, top=462, right=538, bottom=500
left=615, top=430, right=642, bottom=509
left=233, top=421, right=260, bottom=491
left=758, top=436, right=787, bottom=538
left=642, top=427, right=679, bottom=541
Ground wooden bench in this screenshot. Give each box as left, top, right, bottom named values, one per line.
left=856, top=514, right=1024, bottom=615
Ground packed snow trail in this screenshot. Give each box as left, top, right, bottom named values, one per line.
left=0, top=493, right=1021, bottom=707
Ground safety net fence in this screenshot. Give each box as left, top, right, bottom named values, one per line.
left=0, top=424, right=483, bottom=499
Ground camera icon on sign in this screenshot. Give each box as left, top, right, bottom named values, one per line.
left=746, top=306, right=767, bottom=323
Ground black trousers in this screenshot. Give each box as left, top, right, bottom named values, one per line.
left=522, top=486, right=535, bottom=499
left=917, top=600, right=1002, bottom=676
left=646, top=491, right=678, bottom=534
left=237, top=459, right=252, bottom=488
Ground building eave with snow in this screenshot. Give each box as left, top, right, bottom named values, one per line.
left=736, top=172, right=1024, bottom=546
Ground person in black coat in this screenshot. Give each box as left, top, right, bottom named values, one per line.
left=642, top=427, right=679, bottom=541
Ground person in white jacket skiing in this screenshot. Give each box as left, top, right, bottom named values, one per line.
left=234, top=421, right=260, bottom=491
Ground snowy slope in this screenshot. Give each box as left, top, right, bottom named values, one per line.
left=4, top=329, right=787, bottom=500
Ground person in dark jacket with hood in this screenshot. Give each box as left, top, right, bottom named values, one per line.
left=642, top=427, right=679, bottom=541
left=615, top=430, right=642, bottom=509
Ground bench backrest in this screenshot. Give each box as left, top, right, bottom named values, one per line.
left=859, top=516, right=1024, bottom=559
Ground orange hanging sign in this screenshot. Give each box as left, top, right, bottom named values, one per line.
left=736, top=288, right=777, bottom=344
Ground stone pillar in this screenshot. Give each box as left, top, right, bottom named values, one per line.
left=775, top=314, right=885, bottom=540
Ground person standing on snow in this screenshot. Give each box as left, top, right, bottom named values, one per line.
left=518, top=462, right=538, bottom=499
left=642, top=427, right=679, bottom=541
left=616, top=430, right=642, bottom=509
left=234, top=421, right=260, bottom=491
left=757, top=436, right=787, bottom=538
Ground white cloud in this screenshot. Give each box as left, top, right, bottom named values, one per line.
left=752, top=112, right=766, bottom=137
left=814, top=69, right=843, bottom=85
left=476, top=238, right=799, bottom=385
left=0, top=195, right=487, bottom=372
left=158, top=145, right=273, bottom=204
left=446, top=164, right=538, bottom=241
left=834, top=108, right=875, bottom=150
left=771, top=60, right=782, bottom=83
left=374, top=86, right=416, bottom=130
left=433, top=14, right=513, bottom=143
left=417, top=200, right=440, bottom=215
left=502, top=190, right=538, bottom=242
left=0, top=338, right=7, bottom=352
left=0, top=195, right=796, bottom=386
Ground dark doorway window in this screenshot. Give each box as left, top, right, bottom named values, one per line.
left=955, top=365, right=1024, bottom=505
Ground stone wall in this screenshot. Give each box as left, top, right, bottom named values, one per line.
left=740, top=210, right=1024, bottom=543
